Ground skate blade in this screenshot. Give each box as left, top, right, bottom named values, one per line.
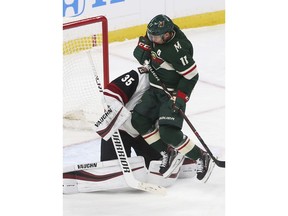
left=202, top=159, right=216, bottom=183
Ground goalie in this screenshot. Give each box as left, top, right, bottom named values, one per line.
left=96, top=68, right=161, bottom=168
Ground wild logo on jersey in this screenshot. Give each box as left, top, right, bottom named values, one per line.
left=151, top=50, right=164, bottom=68
left=150, top=40, right=185, bottom=71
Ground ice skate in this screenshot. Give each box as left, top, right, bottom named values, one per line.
left=159, top=146, right=185, bottom=178
left=196, top=152, right=216, bottom=183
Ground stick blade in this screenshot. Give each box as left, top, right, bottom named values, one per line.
left=137, top=182, right=167, bottom=196
left=215, top=160, right=225, bottom=168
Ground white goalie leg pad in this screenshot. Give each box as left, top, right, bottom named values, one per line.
left=95, top=99, right=131, bottom=141
left=178, top=158, right=197, bottom=179
left=62, top=179, right=78, bottom=194
left=147, top=160, right=181, bottom=187
left=63, top=156, right=148, bottom=194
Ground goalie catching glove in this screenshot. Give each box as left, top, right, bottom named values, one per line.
left=95, top=100, right=131, bottom=141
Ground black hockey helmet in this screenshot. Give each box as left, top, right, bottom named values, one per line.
left=147, top=14, right=174, bottom=40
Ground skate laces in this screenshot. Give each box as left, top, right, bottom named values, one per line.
left=160, top=151, right=168, bottom=168
left=197, top=152, right=211, bottom=173
left=196, top=158, right=204, bottom=173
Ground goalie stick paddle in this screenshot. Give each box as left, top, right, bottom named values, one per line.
left=143, top=63, right=225, bottom=168
left=87, top=52, right=167, bottom=195
left=111, top=130, right=166, bottom=195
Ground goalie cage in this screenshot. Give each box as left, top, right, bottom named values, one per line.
left=63, top=16, right=109, bottom=146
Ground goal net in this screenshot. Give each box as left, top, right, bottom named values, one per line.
left=63, top=16, right=109, bottom=146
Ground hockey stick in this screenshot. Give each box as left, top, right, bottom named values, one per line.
left=144, top=64, right=225, bottom=168
left=87, top=52, right=167, bottom=195
left=111, top=130, right=166, bottom=195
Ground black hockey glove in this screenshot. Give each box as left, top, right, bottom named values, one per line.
left=133, top=36, right=151, bottom=65
left=169, top=90, right=189, bottom=112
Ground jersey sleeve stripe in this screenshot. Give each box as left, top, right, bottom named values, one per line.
left=106, top=83, right=129, bottom=104
left=104, top=90, right=124, bottom=104
left=177, top=64, right=198, bottom=80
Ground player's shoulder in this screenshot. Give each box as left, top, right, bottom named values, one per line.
left=160, top=30, right=192, bottom=56
left=173, top=25, right=191, bottom=42
left=172, top=29, right=193, bottom=50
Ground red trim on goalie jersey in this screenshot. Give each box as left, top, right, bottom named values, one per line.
left=104, top=90, right=123, bottom=104
left=105, top=83, right=129, bottom=104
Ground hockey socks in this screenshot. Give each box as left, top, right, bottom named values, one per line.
left=185, top=145, right=202, bottom=160
left=175, top=136, right=202, bottom=160
left=142, top=127, right=167, bottom=152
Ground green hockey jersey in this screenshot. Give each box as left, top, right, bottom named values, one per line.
left=149, top=25, right=199, bottom=97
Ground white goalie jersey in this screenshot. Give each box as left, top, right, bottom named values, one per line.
left=95, top=68, right=149, bottom=140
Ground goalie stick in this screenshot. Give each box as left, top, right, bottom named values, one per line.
left=143, top=62, right=225, bottom=168
left=86, top=51, right=167, bottom=195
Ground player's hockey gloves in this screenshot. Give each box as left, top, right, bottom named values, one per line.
left=169, top=90, right=189, bottom=112
left=133, top=36, right=151, bottom=65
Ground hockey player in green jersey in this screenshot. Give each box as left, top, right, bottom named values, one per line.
left=131, top=14, right=215, bottom=182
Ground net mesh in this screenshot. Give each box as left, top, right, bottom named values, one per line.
left=63, top=17, right=107, bottom=135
